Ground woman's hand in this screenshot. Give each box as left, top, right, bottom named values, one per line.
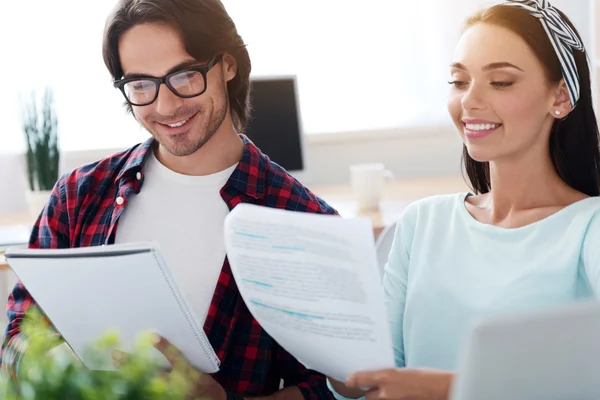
left=344, top=368, right=454, bottom=400
left=327, top=376, right=367, bottom=399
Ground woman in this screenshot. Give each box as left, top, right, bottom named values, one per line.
left=330, top=1, right=600, bottom=399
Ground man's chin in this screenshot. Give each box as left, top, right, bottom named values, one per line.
left=161, top=144, right=202, bottom=158
left=154, top=134, right=207, bottom=158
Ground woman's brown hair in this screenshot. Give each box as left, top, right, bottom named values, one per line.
left=461, top=5, right=600, bottom=196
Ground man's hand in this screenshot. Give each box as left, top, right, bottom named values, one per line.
left=113, top=334, right=227, bottom=400
left=344, top=368, right=454, bottom=400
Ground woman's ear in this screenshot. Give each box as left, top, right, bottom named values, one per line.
left=550, top=79, right=572, bottom=119
left=222, top=53, right=238, bottom=83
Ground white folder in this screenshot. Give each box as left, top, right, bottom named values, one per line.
left=4, top=242, right=220, bottom=373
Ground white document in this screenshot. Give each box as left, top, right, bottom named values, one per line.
left=223, top=203, right=395, bottom=382
left=4, top=243, right=220, bottom=373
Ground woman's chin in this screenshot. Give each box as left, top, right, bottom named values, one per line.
left=465, top=145, right=496, bottom=163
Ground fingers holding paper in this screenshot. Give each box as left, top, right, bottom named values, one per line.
left=344, top=368, right=454, bottom=400
left=112, top=335, right=226, bottom=400
left=153, top=334, right=226, bottom=400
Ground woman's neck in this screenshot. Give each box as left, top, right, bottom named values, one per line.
left=479, top=149, right=584, bottom=220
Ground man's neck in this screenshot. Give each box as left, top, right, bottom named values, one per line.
left=155, top=127, right=244, bottom=176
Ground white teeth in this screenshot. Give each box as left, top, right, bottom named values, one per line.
left=167, top=119, right=188, bottom=128
left=466, top=123, right=499, bottom=131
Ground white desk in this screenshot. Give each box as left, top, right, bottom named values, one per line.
left=0, top=212, right=33, bottom=271
left=312, top=174, right=469, bottom=237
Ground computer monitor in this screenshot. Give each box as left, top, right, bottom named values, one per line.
left=244, top=75, right=305, bottom=176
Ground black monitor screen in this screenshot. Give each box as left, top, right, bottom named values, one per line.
left=244, top=77, right=304, bottom=171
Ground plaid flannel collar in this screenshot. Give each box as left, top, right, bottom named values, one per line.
left=115, top=134, right=267, bottom=199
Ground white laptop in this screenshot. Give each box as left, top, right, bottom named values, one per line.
left=450, top=300, right=600, bottom=400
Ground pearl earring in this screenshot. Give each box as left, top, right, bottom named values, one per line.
left=555, top=110, right=561, bottom=115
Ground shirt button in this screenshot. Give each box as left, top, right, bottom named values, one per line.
left=136, top=172, right=142, bottom=180
left=116, top=196, right=124, bottom=206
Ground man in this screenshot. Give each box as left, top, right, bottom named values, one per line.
left=1, top=0, right=337, bottom=399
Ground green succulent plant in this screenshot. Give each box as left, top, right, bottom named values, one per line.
left=0, top=309, right=191, bottom=399
left=22, top=87, right=60, bottom=192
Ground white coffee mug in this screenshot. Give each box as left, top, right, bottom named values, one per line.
left=349, top=163, right=393, bottom=211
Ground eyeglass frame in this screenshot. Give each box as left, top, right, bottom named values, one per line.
left=113, top=54, right=223, bottom=106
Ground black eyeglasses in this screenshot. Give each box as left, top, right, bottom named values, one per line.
left=113, top=54, right=223, bottom=106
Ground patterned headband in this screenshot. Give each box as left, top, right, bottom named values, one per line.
left=504, top=0, right=584, bottom=107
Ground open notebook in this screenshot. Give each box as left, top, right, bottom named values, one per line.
left=4, top=243, right=220, bottom=373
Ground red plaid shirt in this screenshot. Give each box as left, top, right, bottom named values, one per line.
left=2, top=134, right=337, bottom=399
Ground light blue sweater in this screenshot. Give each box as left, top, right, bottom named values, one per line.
left=330, top=192, right=600, bottom=397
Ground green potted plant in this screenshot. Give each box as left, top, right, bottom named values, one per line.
left=21, top=87, right=60, bottom=219
left=0, top=309, right=192, bottom=399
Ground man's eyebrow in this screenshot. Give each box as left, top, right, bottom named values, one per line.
left=123, top=59, right=199, bottom=79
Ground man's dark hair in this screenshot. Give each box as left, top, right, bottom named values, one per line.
left=102, top=0, right=252, bottom=131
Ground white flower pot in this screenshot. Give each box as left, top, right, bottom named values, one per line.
left=24, top=189, right=52, bottom=220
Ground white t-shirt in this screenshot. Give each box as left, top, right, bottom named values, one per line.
left=115, top=150, right=237, bottom=325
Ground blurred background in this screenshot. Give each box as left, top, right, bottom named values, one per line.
left=0, top=0, right=594, bottom=213
left=0, top=1, right=597, bottom=317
